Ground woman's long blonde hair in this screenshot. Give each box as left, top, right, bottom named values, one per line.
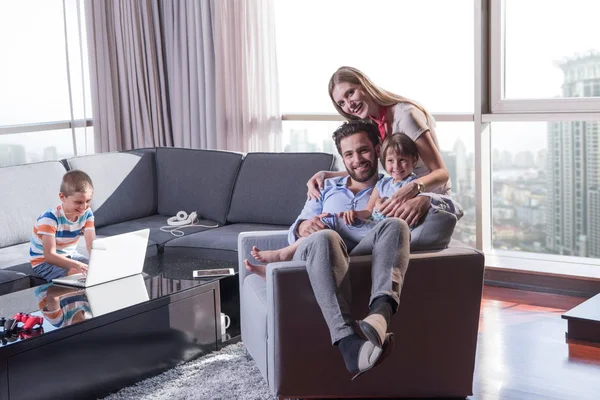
left=328, top=66, right=431, bottom=122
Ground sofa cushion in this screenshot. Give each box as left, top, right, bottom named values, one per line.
left=95, top=214, right=215, bottom=249
left=66, top=150, right=157, bottom=228
left=0, top=242, right=31, bottom=270
left=227, top=153, right=335, bottom=226
left=156, top=148, right=243, bottom=225
left=410, top=208, right=458, bottom=251
left=165, top=223, right=287, bottom=251
left=0, top=161, right=67, bottom=248
left=5, top=263, right=47, bottom=287
left=162, top=223, right=287, bottom=263
left=0, top=270, right=31, bottom=296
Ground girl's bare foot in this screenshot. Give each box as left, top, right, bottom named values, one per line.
left=244, top=259, right=266, bottom=280
left=251, top=245, right=294, bottom=263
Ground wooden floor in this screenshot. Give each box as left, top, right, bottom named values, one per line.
left=471, top=286, right=600, bottom=400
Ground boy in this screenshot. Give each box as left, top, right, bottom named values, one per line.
left=30, top=170, right=96, bottom=281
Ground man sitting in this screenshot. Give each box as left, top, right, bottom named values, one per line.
left=247, top=120, right=411, bottom=379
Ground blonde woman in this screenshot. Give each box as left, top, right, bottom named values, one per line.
left=308, top=66, right=450, bottom=227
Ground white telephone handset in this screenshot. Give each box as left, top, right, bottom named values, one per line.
left=160, top=211, right=218, bottom=237
left=167, top=211, right=198, bottom=227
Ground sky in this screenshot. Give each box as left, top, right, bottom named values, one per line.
left=1, top=0, right=598, bottom=157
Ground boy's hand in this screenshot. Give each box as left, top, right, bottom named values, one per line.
left=76, top=262, right=89, bottom=276
left=338, top=210, right=357, bottom=225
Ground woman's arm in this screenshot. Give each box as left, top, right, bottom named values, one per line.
left=413, top=131, right=449, bottom=192
left=307, top=170, right=348, bottom=200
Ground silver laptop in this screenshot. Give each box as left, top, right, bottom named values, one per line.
left=53, top=229, right=150, bottom=288
left=85, top=274, right=150, bottom=317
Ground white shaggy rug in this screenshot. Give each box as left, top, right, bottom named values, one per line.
left=101, top=342, right=274, bottom=400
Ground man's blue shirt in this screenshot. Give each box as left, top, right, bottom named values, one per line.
left=287, top=175, right=382, bottom=245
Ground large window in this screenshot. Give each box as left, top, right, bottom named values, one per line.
left=0, top=0, right=92, bottom=166
left=491, top=0, right=600, bottom=112
left=503, top=0, right=600, bottom=100
left=275, top=0, right=474, bottom=115
left=0, top=128, right=94, bottom=168
left=491, top=120, right=600, bottom=261
left=487, top=0, right=600, bottom=271
left=275, top=0, right=600, bottom=274
left=276, top=1, right=475, bottom=250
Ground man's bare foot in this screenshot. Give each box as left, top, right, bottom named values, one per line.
left=251, top=245, right=294, bottom=263
left=244, top=259, right=266, bottom=280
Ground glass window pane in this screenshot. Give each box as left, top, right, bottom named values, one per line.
left=436, top=122, right=476, bottom=247
left=275, top=0, right=474, bottom=114
left=282, top=121, right=475, bottom=246
left=282, top=120, right=343, bottom=168
left=0, top=127, right=94, bottom=167
left=64, top=0, right=93, bottom=121
left=0, top=0, right=90, bottom=125
left=503, top=0, right=600, bottom=100
left=491, top=121, right=600, bottom=261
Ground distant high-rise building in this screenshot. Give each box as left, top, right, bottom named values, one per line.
left=492, top=148, right=501, bottom=169
left=441, top=151, right=457, bottom=195
left=514, top=151, right=535, bottom=168
left=322, top=139, right=335, bottom=155
left=536, top=148, right=547, bottom=171
left=284, top=129, right=317, bottom=152
left=453, top=138, right=468, bottom=194
left=43, top=146, right=58, bottom=161
left=546, top=52, right=600, bottom=257
left=0, top=144, right=27, bottom=167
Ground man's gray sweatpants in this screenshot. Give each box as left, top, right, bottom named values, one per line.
left=292, top=218, right=410, bottom=344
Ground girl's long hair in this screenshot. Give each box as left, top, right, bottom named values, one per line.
left=328, top=66, right=431, bottom=122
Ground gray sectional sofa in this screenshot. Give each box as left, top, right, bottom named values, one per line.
left=0, top=147, right=336, bottom=295
left=0, top=145, right=485, bottom=398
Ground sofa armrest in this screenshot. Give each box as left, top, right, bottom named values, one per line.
left=260, top=248, right=485, bottom=397
left=237, top=230, right=289, bottom=285
left=264, top=260, right=312, bottom=392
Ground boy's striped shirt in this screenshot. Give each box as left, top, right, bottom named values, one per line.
left=30, top=205, right=95, bottom=268
left=35, top=283, right=92, bottom=327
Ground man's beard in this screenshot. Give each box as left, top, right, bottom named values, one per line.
left=346, top=160, right=378, bottom=183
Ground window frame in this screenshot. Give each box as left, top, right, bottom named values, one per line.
left=489, top=0, right=600, bottom=113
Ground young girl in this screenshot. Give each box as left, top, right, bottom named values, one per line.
left=244, top=132, right=425, bottom=279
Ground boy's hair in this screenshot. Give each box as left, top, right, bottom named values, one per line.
left=60, top=170, right=94, bottom=196
left=380, top=132, right=419, bottom=166
left=332, top=120, right=381, bottom=154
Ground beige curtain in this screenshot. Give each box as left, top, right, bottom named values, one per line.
left=213, top=0, right=282, bottom=152
left=86, top=0, right=281, bottom=153
left=160, top=0, right=217, bottom=149
left=85, top=0, right=172, bottom=152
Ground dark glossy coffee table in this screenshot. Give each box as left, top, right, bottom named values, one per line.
left=0, top=254, right=239, bottom=400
